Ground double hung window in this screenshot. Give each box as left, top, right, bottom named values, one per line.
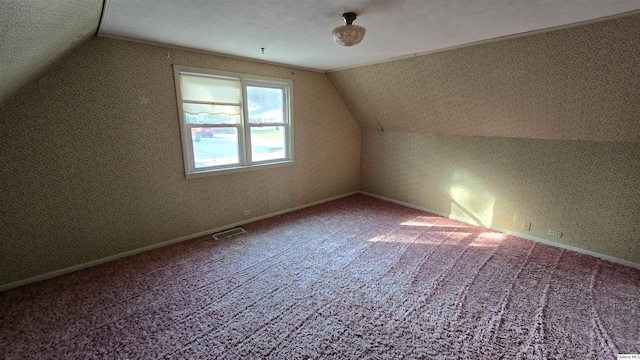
left=173, top=66, right=293, bottom=177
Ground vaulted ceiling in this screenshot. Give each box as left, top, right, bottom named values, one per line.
left=328, top=14, right=640, bottom=142
left=2, top=1, right=638, bottom=143
left=0, top=0, right=103, bottom=103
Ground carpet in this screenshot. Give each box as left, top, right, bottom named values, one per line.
left=1, top=194, right=638, bottom=359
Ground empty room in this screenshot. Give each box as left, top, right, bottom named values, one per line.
left=1, top=1, right=639, bottom=359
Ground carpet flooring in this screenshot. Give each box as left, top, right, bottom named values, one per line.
left=1, top=194, right=638, bottom=359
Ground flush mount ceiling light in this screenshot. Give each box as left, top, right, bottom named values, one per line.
left=332, top=12, right=366, bottom=47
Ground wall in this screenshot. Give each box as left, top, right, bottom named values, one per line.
left=0, top=37, right=361, bottom=285
left=329, top=14, right=640, bottom=264
left=0, top=0, right=103, bottom=103
left=360, top=131, right=640, bottom=263
left=328, top=14, right=640, bottom=142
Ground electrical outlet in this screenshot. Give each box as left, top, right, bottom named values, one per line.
left=547, top=229, right=562, bottom=237
left=522, top=221, right=531, bottom=232
left=242, top=210, right=251, bottom=217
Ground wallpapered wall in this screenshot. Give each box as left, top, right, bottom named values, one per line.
left=328, top=14, right=640, bottom=264
left=0, top=37, right=361, bottom=285
left=328, top=14, right=640, bottom=142
left=0, top=0, right=102, bottom=103
left=359, top=131, right=640, bottom=263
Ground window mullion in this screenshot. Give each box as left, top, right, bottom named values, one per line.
left=241, top=78, right=252, bottom=165
left=181, top=100, right=240, bottom=107
left=247, top=123, right=285, bottom=127
left=187, top=124, right=238, bottom=128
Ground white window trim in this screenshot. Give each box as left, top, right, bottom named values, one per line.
left=173, top=65, right=294, bottom=178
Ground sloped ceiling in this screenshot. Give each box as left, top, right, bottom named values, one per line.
left=0, top=0, right=103, bottom=103
left=328, top=14, right=640, bottom=143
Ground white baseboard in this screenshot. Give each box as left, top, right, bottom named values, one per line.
left=359, top=191, right=640, bottom=271
left=0, top=191, right=358, bottom=292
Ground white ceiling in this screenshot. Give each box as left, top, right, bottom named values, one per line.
left=99, top=0, right=640, bottom=71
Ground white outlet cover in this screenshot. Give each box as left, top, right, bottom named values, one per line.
left=548, top=230, right=563, bottom=237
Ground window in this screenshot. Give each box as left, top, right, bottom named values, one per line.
left=173, top=66, right=293, bottom=178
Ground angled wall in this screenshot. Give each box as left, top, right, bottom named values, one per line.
left=0, top=0, right=103, bottom=103
left=359, top=131, right=640, bottom=263
left=0, top=37, right=361, bottom=286
left=329, top=14, right=640, bottom=264
left=329, top=14, right=640, bottom=142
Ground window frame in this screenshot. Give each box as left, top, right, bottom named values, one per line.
left=173, top=65, right=294, bottom=178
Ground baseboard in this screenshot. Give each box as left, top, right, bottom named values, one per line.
left=0, top=191, right=358, bottom=292
left=359, top=191, right=640, bottom=271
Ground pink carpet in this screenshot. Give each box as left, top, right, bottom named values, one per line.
left=1, top=194, right=638, bottom=359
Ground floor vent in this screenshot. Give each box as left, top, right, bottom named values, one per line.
left=212, top=227, right=245, bottom=240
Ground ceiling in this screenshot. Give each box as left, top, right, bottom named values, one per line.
left=0, top=0, right=102, bottom=103
left=328, top=14, right=640, bottom=142
left=99, top=0, right=640, bottom=71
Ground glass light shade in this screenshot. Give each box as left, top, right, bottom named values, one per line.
left=332, top=24, right=366, bottom=46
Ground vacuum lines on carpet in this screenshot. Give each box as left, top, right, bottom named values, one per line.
left=0, top=195, right=638, bottom=358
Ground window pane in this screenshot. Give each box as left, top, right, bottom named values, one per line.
left=191, top=127, right=239, bottom=168
left=180, top=74, right=240, bottom=103
left=247, top=86, right=284, bottom=124
left=250, top=126, right=286, bottom=162
left=183, top=104, right=241, bottom=124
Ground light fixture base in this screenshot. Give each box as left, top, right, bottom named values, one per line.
left=342, top=12, right=357, bottom=25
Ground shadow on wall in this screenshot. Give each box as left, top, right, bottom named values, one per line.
left=449, top=169, right=495, bottom=228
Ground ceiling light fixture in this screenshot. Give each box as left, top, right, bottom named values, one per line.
left=332, top=12, right=366, bottom=47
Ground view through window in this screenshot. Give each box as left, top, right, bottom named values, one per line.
left=174, top=66, right=293, bottom=177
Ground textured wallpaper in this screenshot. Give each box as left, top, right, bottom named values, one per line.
left=360, top=130, right=640, bottom=264
left=0, top=0, right=103, bottom=103
left=328, top=14, right=640, bottom=142
left=0, top=37, right=361, bottom=285
left=327, top=13, right=640, bottom=264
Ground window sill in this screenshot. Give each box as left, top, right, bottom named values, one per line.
left=185, top=160, right=294, bottom=179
